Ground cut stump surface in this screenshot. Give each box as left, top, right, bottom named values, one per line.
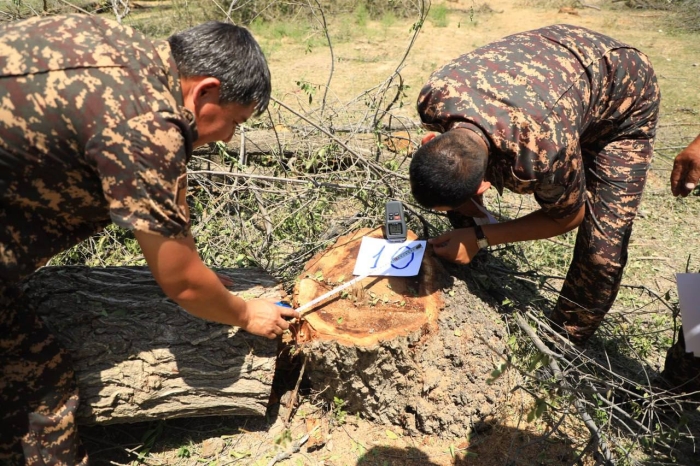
left=294, top=227, right=442, bottom=346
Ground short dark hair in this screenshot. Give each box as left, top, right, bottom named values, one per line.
left=409, top=130, right=488, bottom=209
left=168, top=22, right=271, bottom=116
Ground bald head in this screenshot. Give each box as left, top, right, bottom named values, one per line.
left=409, top=127, right=489, bottom=209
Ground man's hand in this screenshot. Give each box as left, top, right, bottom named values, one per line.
left=428, top=228, right=479, bottom=264
left=242, top=299, right=300, bottom=339
left=670, top=135, right=700, bottom=197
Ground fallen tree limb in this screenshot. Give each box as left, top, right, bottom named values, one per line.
left=514, top=312, right=614, bottom=465
left=22, top=266, right=283, bottom=425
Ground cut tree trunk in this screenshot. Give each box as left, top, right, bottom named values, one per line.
left=20, top=266, right=284, bottom=425
left=293, top=228, right=513, bottom=437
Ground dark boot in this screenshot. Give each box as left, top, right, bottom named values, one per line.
left=661, top=326, right=700, bottom=396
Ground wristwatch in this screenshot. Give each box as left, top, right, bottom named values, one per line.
left=474, top=225, right=490, bottom=250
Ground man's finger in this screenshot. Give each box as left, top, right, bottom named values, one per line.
left=670, top=159, right=684, bottom=196
left=428, top=231, right=451, bottom=245
left=280, top=307, right=300, bottom=319
left=685, top=164, right=700, bottom=193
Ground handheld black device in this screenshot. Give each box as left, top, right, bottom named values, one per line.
left=385, top=200, right=407, bottom=243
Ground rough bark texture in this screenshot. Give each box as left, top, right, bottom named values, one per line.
left=295, top=231, right=513, bottom=437
left=20, top=266, right=283, bottom=425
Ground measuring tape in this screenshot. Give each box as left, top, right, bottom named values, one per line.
left=293, top=242, right=423, bottom=316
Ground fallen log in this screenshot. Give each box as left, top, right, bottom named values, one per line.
left=192, top=128, right=419, bottom=161
left=292, top=228, right=514, bottom=437
left=20, top=266, right=284, bottom=425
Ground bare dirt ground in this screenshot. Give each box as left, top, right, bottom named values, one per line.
left=82, top=1, right=700, bottom=465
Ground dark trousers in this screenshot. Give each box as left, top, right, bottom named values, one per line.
left=662, top=326, right=700, bottom=395
left=550, top=47, right=660, bottom=345
left=0, top=286, right=88, bottom=465
left=549, top=138, right=653, bottom=344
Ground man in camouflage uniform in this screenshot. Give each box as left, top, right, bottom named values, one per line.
left=409, top=24, right=660, bottom=345
left=0, top=15, right=299, bottom=464
left=661, top=135, right=700, bottom=394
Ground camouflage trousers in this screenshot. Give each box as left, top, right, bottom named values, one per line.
left=547, top=45, right=660, bottom=345
left=548, top=139, right=654, bottom=345
left=662, top=326, right=700, bottom=396
left=0, top=286, right=88, bottom=465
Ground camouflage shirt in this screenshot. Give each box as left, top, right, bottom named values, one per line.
left=418, top=24, right=659, bottom=219
left=0, top=14, right=197, bottom=282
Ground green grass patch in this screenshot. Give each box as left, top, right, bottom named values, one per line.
left=429, top=3, right=449, bottom=28
left=354, top=3, right=369, bottom=27
left=380, top=11, right=397, bottom=28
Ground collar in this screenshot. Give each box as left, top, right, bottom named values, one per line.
left=449, top=121, right=491, bottom=151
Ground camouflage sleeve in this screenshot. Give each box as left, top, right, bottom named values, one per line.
left=534, top=143, right=586, bottom=219
left=85, top=111, right=191, bottom=238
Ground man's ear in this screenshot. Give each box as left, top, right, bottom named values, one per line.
left=191, top=77, right=222, bottom=106
left=421, top=133, right=437, bottom=145
left=475, top=180, right=492, bottom=195
left=181, top=76, right=223, bottom=113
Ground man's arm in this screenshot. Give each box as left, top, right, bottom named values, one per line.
left=670, top=133, right=700, bottom=197
left=484, top=204, right=585, bottom=245
left=430, top=204, right=585, bottom=264
left=134, top=230, right=299, bottom=338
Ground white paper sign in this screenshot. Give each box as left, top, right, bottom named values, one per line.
left=352, top=237, right=426, bottom=277
left=676, top=273, right=700, bottom=355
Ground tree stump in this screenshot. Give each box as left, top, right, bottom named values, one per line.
left=294, top=228, right=513, bottom=437
left=20, top=266, right=283, bottom=425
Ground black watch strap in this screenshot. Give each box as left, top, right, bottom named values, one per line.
left=474, top=225, right=489, bottom=249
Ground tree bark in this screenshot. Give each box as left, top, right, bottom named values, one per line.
left=20, top=266, right=284, bottom=425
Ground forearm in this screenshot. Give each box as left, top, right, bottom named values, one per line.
left=481, top=205, right=584, bottom=247
left=135, top=230, right=249, bottom=327
left=167, top=265, right=249, bottom=327
left=135, top=230, right=298, bottom=338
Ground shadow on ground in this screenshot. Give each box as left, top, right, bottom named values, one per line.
left=80, top=416, right=270, bottom=465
